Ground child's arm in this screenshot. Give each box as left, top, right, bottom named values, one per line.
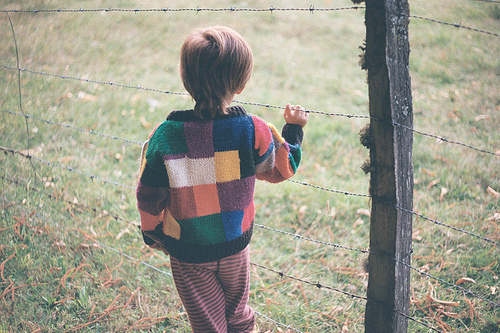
left=253, top=104, right=308, bottom=183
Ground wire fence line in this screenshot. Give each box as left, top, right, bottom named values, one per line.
left=0, top=196, right=307, bottom=333
left=3, top=65, right=499, bottom=157
left=2, top=151, right=498, bottom=310
left=2, top=145, right=498, bottom=248
left=1, top=5, right=498, bottom=37
left=1, top=109, right=143, bottom=146
left=2, top=6, right=498, bottom=332
left=0, top=6, right=364, bottom=14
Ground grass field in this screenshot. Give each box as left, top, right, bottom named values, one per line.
left=0, top=0, right=499, bottom=332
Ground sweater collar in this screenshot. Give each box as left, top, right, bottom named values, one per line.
left=167, top=105, right=247, bottom=121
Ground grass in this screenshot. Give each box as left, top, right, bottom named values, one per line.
left=1, top=0, right=499, bottom=332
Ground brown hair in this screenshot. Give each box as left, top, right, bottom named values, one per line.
left=180, top=26, right=253, bottom=118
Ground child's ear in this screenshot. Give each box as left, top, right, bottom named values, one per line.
left=235, top=84, right=246, bottom=94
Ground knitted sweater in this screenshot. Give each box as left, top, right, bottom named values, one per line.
left=136, top=105, right=304, bottom=263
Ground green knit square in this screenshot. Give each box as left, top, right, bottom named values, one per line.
left=179, top=214, right=226, bottom=246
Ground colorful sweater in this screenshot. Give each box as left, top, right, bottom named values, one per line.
left=136, top=106, right=304, bottom=263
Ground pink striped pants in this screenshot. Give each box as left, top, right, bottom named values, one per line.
left=170, top=246, right=255, bottom=333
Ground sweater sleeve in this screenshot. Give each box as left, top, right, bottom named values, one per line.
left=252, top=116, right=304, bottom=183
left=136, top=126, right=170, bottom=245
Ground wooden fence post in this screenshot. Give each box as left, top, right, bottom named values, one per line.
left=362, top=0, right=414, bottom=332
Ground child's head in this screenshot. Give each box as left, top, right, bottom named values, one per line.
left=180, top=26, right=253, bottom=118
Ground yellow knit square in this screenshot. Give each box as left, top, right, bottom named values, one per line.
left=214, top=150, right=240, bottom=182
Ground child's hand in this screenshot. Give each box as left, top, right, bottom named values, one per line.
left=284, top=104, right=309, bottom=128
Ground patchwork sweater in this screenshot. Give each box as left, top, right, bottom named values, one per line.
left=136, top=105, right=304, bottom=263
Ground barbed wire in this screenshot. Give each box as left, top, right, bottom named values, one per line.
left=0, top=145, right=135, bottom=190
left=409, top=14, right=500, bottom=37
left=1, top=6, right=498, bottom=37
left=250, top=262, right=368, bottom=301
left=394, top=309, right=442, bottom=333
left=0, top=6, right=364, bottom=14
left=392, top=121, right=500, bottom=157
left=4, top=170, right=497, bottom=310
left=3, top=65, right=498, bottom=157
left=1, top=109, right=143, bottom=146
left=3, top=145, right=498, bottom=248
left=0, top=65, right=372, bottom=120
left=392, top=203, right=500, bottom=247
left=2, top=6, right=497, bottom=332
left=3, top=176, right=497, bottom=321
left=254, top=223, right=370, bottom=254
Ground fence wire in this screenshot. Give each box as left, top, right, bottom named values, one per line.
left=2, top=166, right=498, bottom=310
left=2, top=4, right=499, bottom=332
left=2, top=65, right=498, bottom=157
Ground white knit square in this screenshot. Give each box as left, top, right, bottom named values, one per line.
left=164, top=156, right=216, bottom=188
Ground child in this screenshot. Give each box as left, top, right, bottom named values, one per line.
left=136, top=26, right=308, bottom=333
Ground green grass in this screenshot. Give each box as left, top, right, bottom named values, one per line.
left=1, top=0, right=499, bottom=332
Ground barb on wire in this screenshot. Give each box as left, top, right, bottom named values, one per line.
left=0, top=6, right=364, bottom=14
left=1, top=65, right=372, bottom=120
left=1, top=109, right=143, bottom=146
left=393, top=203, right=500, bottom=247
left=287, top=179, right=371, bottom=198
left=409, top=14, right=500, bottom=37
left=0, top=145, right=135, bottom=190
left=393, top=121, right=500, bottom=157
left=2, top=65, right=497, bottom=156
left=253, top=310, right=303, bottom=333
left=255, top=223, right=370, bottom=254
left=250, top=262, right=368, bottom=301
left=394, top=309, right=442, bottom=333
left=392, top=254, right=500, bottom=308
left=0, top=175, right=140, bottom=228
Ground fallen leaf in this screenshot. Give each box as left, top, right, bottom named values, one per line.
left=422, top=168, right=437, bottom=177
left=116, top=228, right=130, bottom=240
left=353, top=218, right=364, bottom=228
left=140, top=116, right=151, bottom=129
left=426, top=295, right=460, bottom=307
left=439, top=187, right=448, bottom=202
left=474, top=115, right=490, bottom=121
left=427, top=179, right=440, bottom=190
left=55, top=92, right=73, bottom=103
left=456, top=277, right=476, bottom=285
left=77, top=91, right=98, bottom=102
left=448, top=112, right=459, bottom=122
left=486, top=186, right=499, bottom=198
left=356, top=208, right=370, bottom=216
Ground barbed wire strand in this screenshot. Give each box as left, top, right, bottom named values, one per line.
left=409, top=14, right=500, bottom=37
left=250, top=262, right=368, bottom=301
left=3, top=145, right=498, bottom=248
left=394, top=309, right=442, bottom=333
left=2, top=166, right=497, bottom=309
left=0, top=6, right=363, bottom=14
left=0, top=146, right=135, bottom=190
left=0, top=65, right=371, bottom=120
left=392, top=121, right=500, bottom=157
left=3, top=65, right=498, bottom=157
left=254, top=223, right=370, bottom=254
left=1, top=6, right=498, bottom=37
left=3, top=175, right=497, bottom=317
left=0, top=196, right=303, bottom=332
left=1, top=109, right=143, bottom=146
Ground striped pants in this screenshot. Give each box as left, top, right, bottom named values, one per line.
left=170, top=246, right=255, bottom=333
